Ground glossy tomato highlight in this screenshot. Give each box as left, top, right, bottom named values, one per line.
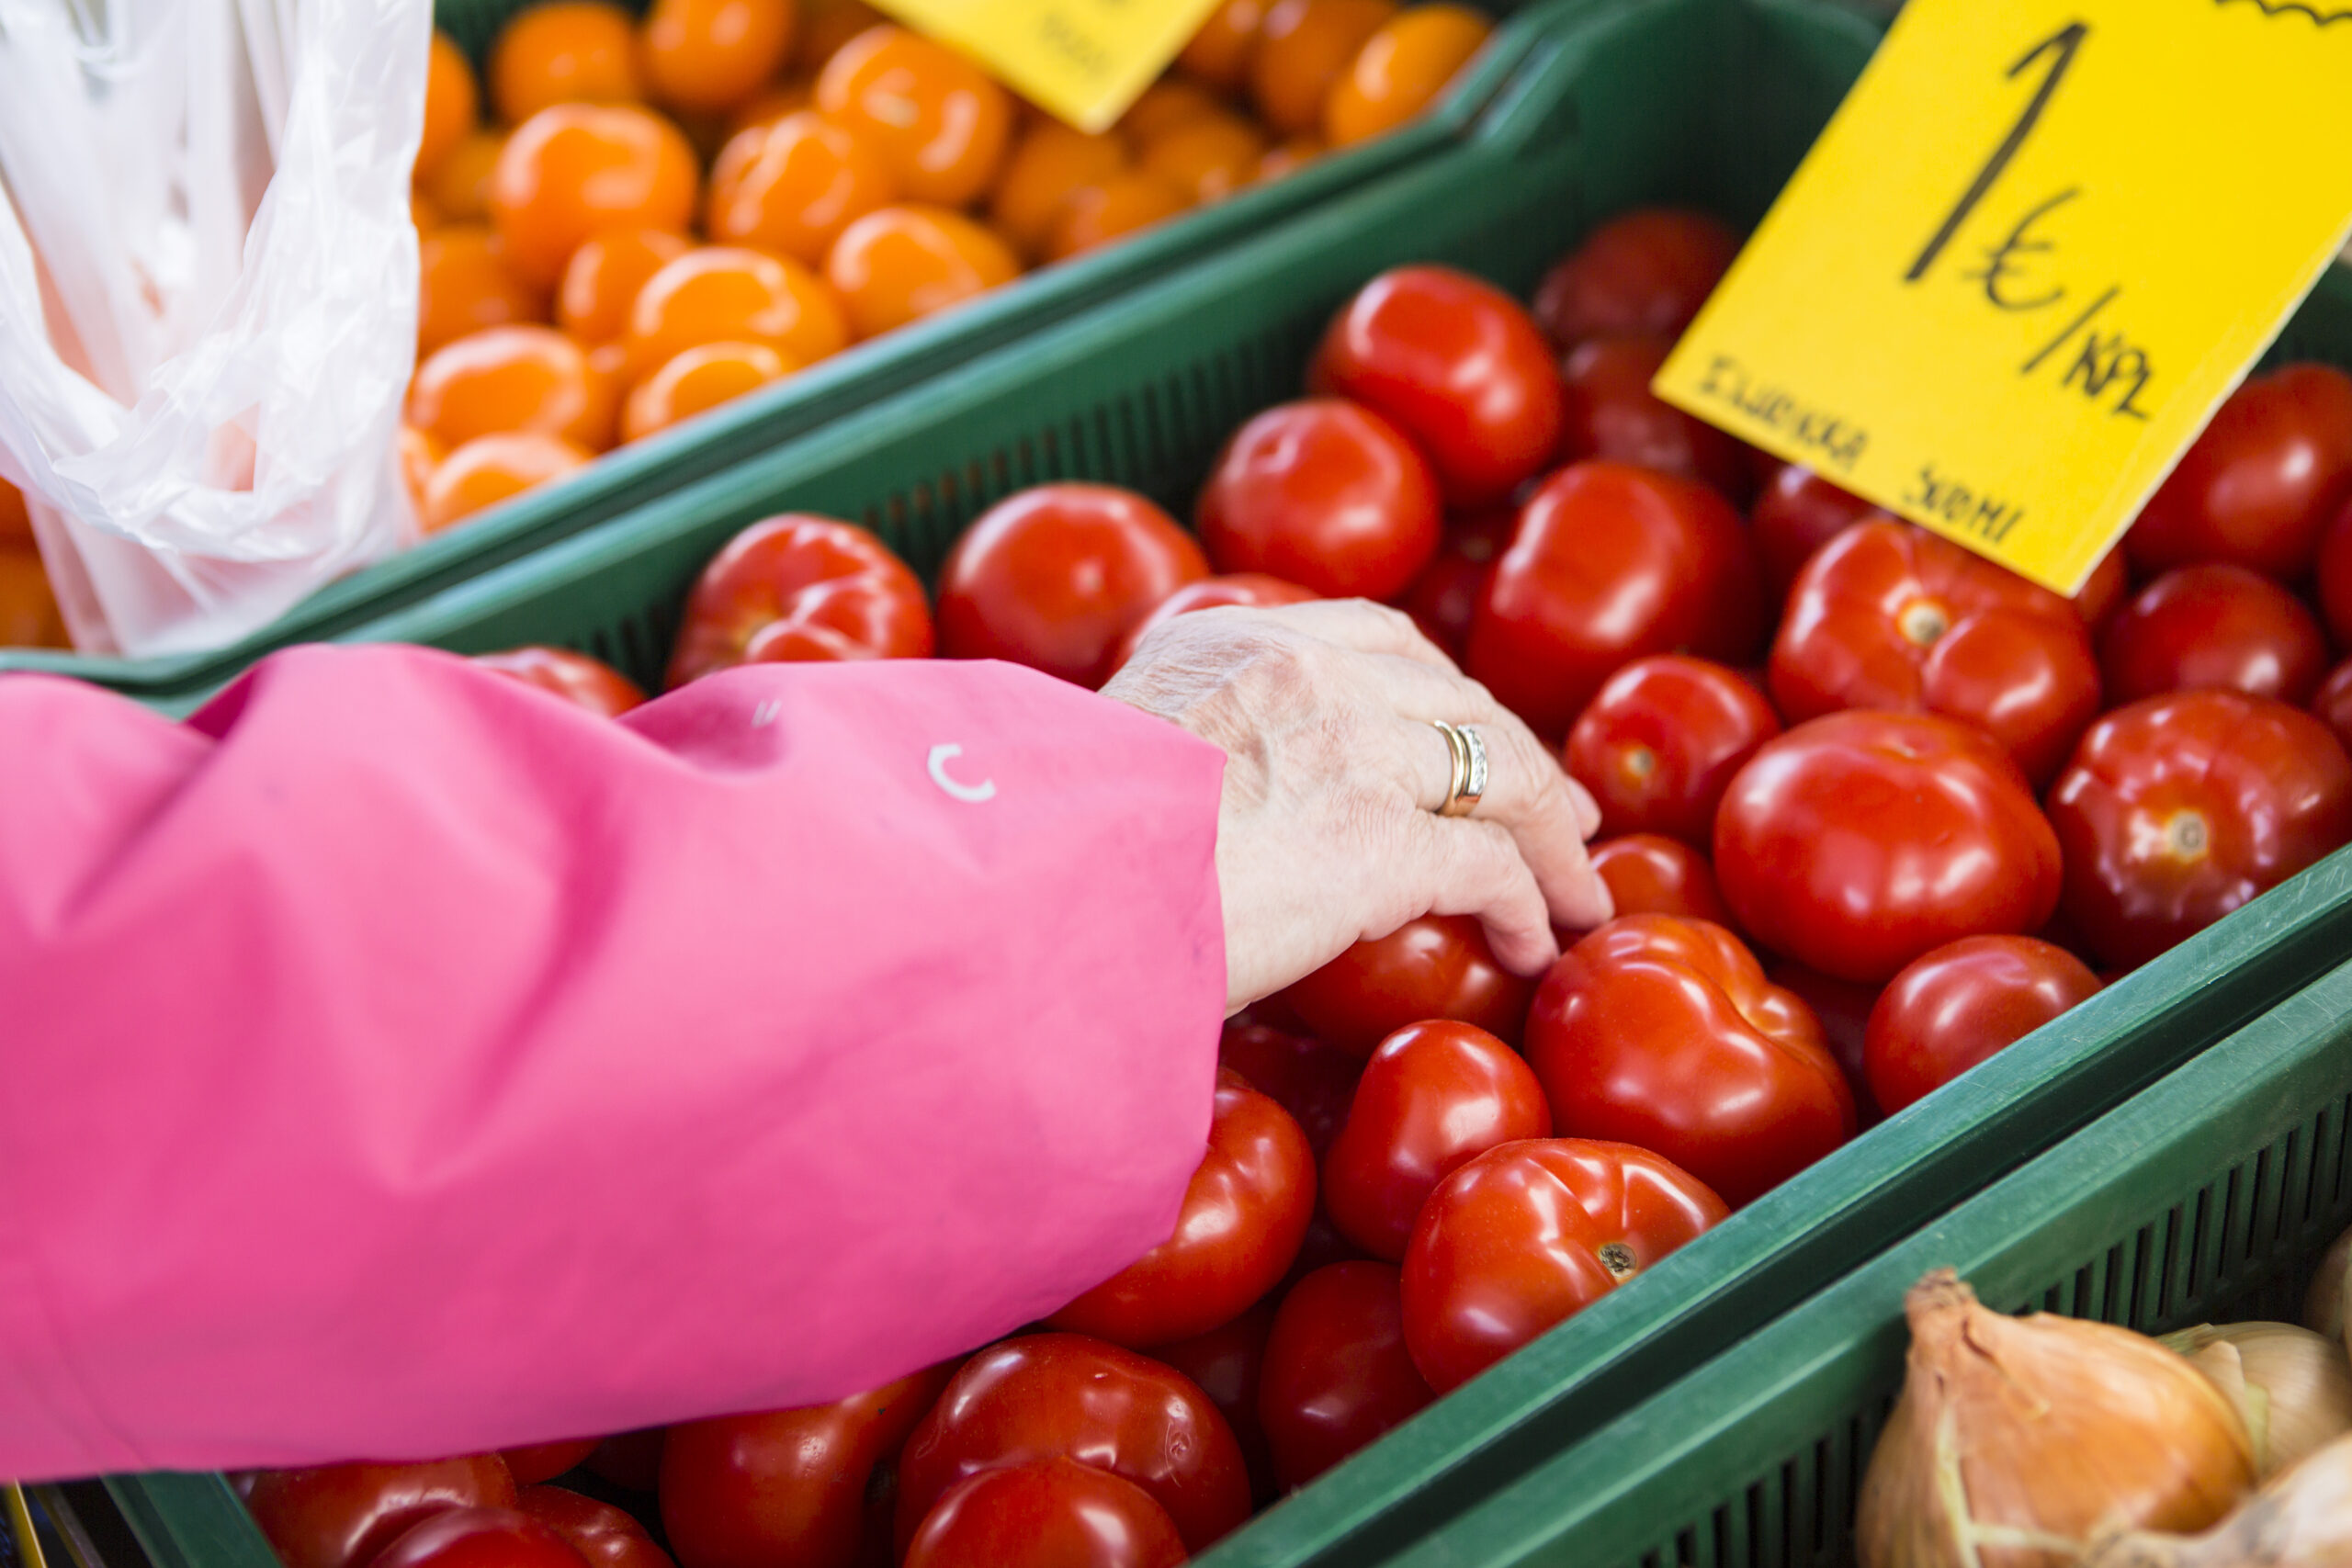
left=1532, top=208, right=1738, bottom=348
left=1862, top=935, right=2101, bottom=1115
left=1110, top=572, right=1320, bottom=673
left=1565, top=654, right=1782, bottom=843
left=1196, top=399, right=1442, bottom=601
left=668, top=515, right=933, bottom=684
left=1282, top=913, right=1535, bottom=1055
left=1257, top=1262, right=1432, bottom=1489
left=1588, top=834, right=1734, bottom=924
left=2099, top=563, right=2331, bottom=708
left=367, top=1508, right=588, bottom=1568
left=901, top=1460, right=1187, bottom=1568
left=2125, top=363, right=2352, bottom=581
left=1558, top=336, right=1753, bottom=500
left=245, top=1459, right=518, bottom=1568
left=513, top=1488, right=672, bottom=1568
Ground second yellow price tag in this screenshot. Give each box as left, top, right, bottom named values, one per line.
left=868, top=0, right=1227, bottom=131
left=1654, top=0, right=2352, bottom=596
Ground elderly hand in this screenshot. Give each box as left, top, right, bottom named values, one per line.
left=1102, top=599, right=1611, bottom=1014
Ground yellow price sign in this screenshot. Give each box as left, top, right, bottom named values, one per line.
left=1654, top=0, right=2352, bottom=596
left=867, top=0, right=1225, bottom=131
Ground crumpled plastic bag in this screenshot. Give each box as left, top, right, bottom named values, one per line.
left=0, top=0, right=430, bottom=657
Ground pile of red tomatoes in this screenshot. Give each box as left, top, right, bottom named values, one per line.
left=267, top=208, right=2352, bottom=1567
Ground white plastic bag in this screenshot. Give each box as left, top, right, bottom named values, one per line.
left=0, top=0, right=430, bottom=657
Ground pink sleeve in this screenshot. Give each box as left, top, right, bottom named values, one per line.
left=0, top=644, right=1227, bottom=1481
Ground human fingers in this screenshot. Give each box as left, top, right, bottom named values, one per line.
left=1346, top=649, right=1602, bottom=839
left=1255, top=597, right=1461, bottom=670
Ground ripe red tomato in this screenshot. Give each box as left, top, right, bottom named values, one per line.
left=901, top=1460, right=1186, bottom=1568
left=1765, top=960, right=1880, bottom=1127
left=1322, top=1021, right=1551, bottom=1260
left=1396, top=504, right=1513, bottom=658
left=499, top=1442, right=599, bottom=1487
left=1400, top=1139, right=1726, bottom=1393
left=668, top=515, right=933, bottom=686
left=1770, top=520, right=2100, bottom=787
left=1153, top=1302, right=1279, bottom=1506
left=1195, top=399, right=1442, bottom=601
left=1109, top=571, right=1319, bottom=673
left=2099, top=563, right=2331, bottom=708
left=513, top=1488, right=673, bottom=1568
left=1048, top=1068, right=1316, bottom=1348
left=584, top=1432, right=663, bottom=1492
left=661, top=1366, right=953, bottom=1568
left=1469, top=460, right=1763, bottom=738
left=1531, top=208, right=1737, bottom=349
left=2046, top=691, right=2352, bottom=969
left=1526, top=915, right=1851, bottom=1205
left=1862, top=935, right=2100, bottom=1115
left=1308, top=265, right=1566, bottom=506
left=1557, top=336, right=1752, bottom=500
left=937, top=485, right=1209, bottom=689
left=2073, top=547, right=2131, bottom=635
left=2313, top=658, right=2352, bottom=757
left=1588, top=833, right=1732, bottom=926
left=2318, top=499, right=2352, bottom=648
left=1714, top=710, right=2064, bottom=984
left=1257, top=1262, right=1433, bottom=1489
left=245, top=1459, right=519, bottom=1568
left=1218, top=1020, right=1361, bottom=1157
left=1751, top=464, right=1876, bottom=603
left=473, top=649, right=646, bottom=718
left=368, top=1509, right=587, bottom=1568
left=1565, top=654, right=1781, bottom=842
left=2125, top=363, right=2352, bottom=580
left=1281, top=913, right=1535, bottom=1056
left=895, top=1334, right=1252, bottom=1555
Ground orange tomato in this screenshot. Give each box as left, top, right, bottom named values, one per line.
left=1179, top=0, right=1268, bottom=91
left=408, top=324, right=611, bottom=451
left=418, top=226, right=549, bottom=355
left=0, top=550, right=65, bottom=649
left=411, top=188, right=443, bottom=235
left=814, top=26, right=1012, bottom=209
left=706, top=112, right=897, bottom=265
left=1118, top=76, right=1229, bottom=142
left=422, top=433, right=592, bottom=533
left=491, top=104, right=700, bottom=288
left=797, top=0, right=886, bottom=71
left=418, top=31, right=481, bottom=183
left=625, top=245, right=851, bottom=376
left=1324, top=3, right=1488, bottom=146
left=728, top=78, right=817, bottom=133
left=424, top=128, right=508, bottom=224
left=491, top=1, right=645, bottom=124
left=1138, top=114, right=1266, bottom=205
left=1256, top=134, right=1322, bottom=183
left=399, top=425, right=447, bottom=518
left=825, top=204, right=1021, bottom=337
left=989, top=121, right=1130, bottom=258
left=557, top=227, right=692, bottom=344
left=1252, top=0, right=1396, bottom=135
left=0, top=477, right=33, bottom=548
left=1044, top=169, right=1190, bottom=261
left=641, top=0, right=796, bottom=115
left=621, top=341, right=797, bottom=441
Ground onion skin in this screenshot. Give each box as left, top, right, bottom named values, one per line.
left=1859, top=1270, right=2257, bottom=1568
left=2303, top=1229, right=2352, bottom=1349
left=2166, top=1324, right=2352, bottom=1480
left=2083, top=1431, right=2352, bottom=1568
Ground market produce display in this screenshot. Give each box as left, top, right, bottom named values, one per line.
left=250, top=208, right=2352, bottom=1564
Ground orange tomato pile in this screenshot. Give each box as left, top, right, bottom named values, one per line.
left=403, top=0, right=1496, bottom=535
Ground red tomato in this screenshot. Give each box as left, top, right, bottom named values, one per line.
left=1322, top=1021, right=1551, bottom=1260
left=1862, top=935, right=2100, bottom=1115
left=668, top=515, right=933, bottom=686
left=2313, top=657, right=2352, bottom=757
left=1526, top=915, right=1851, bottom=1205
left=1257, top=1261, right=1433, bottom=1489
left=1195, top=399, right=1442, bottom=601
left=1218, top=1019, right=1362, bottom=1157
left=2098, top=563, right=2332, bottom=708
left=513, top=1489, right=673, bottom=1568
left=1565, top=654, right=1781, bottom=842
left=1714, top=710, right=2064, bottom=984
left=1396, top=503, right=1513, bottom=658
left=1532, top=208, right=1737, bottom=349
left=661, top=1366, right=953, bottom=1568
left=1469, top=460, right=1764, bottom=738
left=938, top=484, right=1209, bottom=689
left=895, top=1334, right=1252, bottom=1555
left=901, top=1460, right=1186, bottom=1568
left=1765, top=960, right=1880, bottom=1127
left=2074, top=547, right=2131, bottom=634
left=1589, top=834, right=1733, bottom=925
left=1751, top=465, right=1876, bottom=604
left=500, top=1443, right=600, bottom=1487
left=1153, top=1302, right=1278, bottom=1506
left=2318, top=498, right=2352, bottom=649
left=1557, top=336, right=1752, bottom=500
left=473, top=649, right=645, bottom=718
left=1400, top=1139, right=1727, bottom=1393
left=1110, top=571, right=1319, bottom=673
left=2125, top=363, right=2352, bottom=581
left=1308, top=265, right=1566, bottom=506
left=584, top=1433, right=663, bottom=1492
left=1048, top=1068, right=1317, bottom=1348
left=368, top=1509, right=586, bottom=1568
left=1770, top=520, right=2100, bottom=788
left=2047, top=691, right=2352, bottom=969
left=246, top=1459, right=519, bottom=1568
left=1281, top=913, right=1535, bottom=1056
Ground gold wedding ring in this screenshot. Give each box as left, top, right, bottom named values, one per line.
left=1430, top=720, right=1488, bottom=818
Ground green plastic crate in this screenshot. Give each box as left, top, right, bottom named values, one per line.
left=1367, top=957, right=2352, bottom=1568
left=0, top=0, right=1550, bottom=705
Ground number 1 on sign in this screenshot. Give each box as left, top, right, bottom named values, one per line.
left=1906, top=21, right=2086, bottom=284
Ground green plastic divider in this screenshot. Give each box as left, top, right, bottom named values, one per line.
left=1374, top=954, right=2352, bottom=1568
left=0, top=0, right=1550, bottom=703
